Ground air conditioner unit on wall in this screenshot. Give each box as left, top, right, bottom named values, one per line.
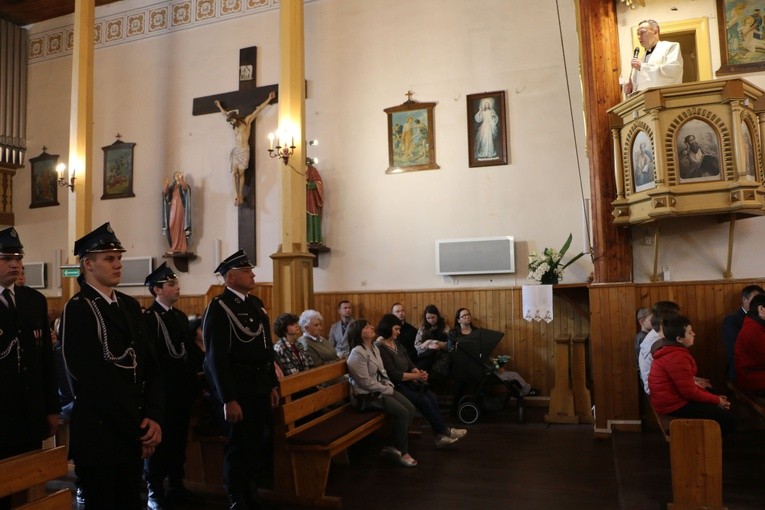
left=23, top=261, right=46, bottom=289
left=118, top=257, right=153, bottom=287
left=435, top=236, right=515, bottom=276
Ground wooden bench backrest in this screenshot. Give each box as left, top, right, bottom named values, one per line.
left=279, top=360, right=347, bottom=397
left=650, top=401, right=672, bottom=443
left=668, top=419, right=724, bottom=510
left=727, top=381, right=765, bottom=417
left=0, top=446, right=71, bottom=509
left=278, top=360, right=351, bottom=437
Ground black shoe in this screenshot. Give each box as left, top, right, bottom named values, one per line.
left=167, top=486, right=204, bottom=505
left=75, top=487, right=85, bottom=505
left=526, top=388, right=541, bottom=397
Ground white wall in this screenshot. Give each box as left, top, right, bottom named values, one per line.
left=17, top=0, right=593, bottom=296
left=617, top=0, right=765, bottom=283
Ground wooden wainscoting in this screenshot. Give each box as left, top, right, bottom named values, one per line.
left=45, top=284, right=588, bottom=396
left=312, top=286, right=590, bottom=394
left=44, top=293, right=211, bottom=320
left=44, top=278, right=757, bottom=438
left=589, top=279, right=763, bottom=436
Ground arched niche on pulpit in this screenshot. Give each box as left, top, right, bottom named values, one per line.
left=608, top=78, right=765, bottom=279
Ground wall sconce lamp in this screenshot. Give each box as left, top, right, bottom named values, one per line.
left=267, top=129, right=296, bottom=165
left=619, top=0, right=645, bottom=8
left=56, top=162, right=76, bottom=192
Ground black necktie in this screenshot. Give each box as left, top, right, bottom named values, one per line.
left=2, top=288, right=16, bottom=313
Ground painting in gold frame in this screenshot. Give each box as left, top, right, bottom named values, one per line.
left=384, top=100, right=439, bottom=174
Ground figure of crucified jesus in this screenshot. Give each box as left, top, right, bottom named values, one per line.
left=215, top=91, right=276, bottom=206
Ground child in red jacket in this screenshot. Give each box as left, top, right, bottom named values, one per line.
left=648, top=315, right=736, bottom=436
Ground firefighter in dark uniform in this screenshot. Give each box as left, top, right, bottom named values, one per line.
left=0, top=227, right=59, bottom=510
left=202, top=250, right=278, bottom=510
left=61, top=223, right=164, bottom=510
left=142, top=263, right=203, bottom=509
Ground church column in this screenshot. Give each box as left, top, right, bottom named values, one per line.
left=63, top=0, right=95, bottom=301
left=270, top=0, right=314, bottom=320
left=577, top=0, right=640, bottom=436
left=577, top=0, right=632, bottom=283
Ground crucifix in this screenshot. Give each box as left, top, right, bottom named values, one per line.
left=192, top=46, right=277, bottom=263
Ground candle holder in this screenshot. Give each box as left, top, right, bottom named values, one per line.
left=55, top=163, right=76, bottom=192
left=267, top=131, right=296, bottom=165
left=268, top=143, right=295, bottom=165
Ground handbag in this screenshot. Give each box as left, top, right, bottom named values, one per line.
left=355, top=391, right=385, bottom=412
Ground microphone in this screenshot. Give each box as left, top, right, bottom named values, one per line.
left=628, top=47, right=640, bottom=89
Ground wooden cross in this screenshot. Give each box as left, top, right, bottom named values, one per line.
left=405, top=90, right=414, bottom=102
left=192, top=46, right=278, bottom=264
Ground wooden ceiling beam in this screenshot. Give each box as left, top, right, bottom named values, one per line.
left=0, top=0, right=120, bottom=27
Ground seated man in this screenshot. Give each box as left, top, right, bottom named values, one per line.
left=328, top=300, right=353, bottom=358
left=734, top=293, right=765, bottom=392
left=723, top=285, right=763, bottom=381
left=391, top=303, right=418, bottom=363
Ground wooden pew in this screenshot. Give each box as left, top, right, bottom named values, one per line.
left=668, top=419, right=726, bottom=510
left=650, top=400, right=674, bottom=443
left=0, top=446, right=71, bottom=509
left=726, top=381, right=765, bottom=418
left=266, top=360, right=388, bottom=508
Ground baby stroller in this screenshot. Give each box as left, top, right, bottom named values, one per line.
left=449, top=330, right=524, bottom=425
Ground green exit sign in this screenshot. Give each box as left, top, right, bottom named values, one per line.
left=62, top=268, right=80, bottom=278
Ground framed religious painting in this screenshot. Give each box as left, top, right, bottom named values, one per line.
left=716, top=0, right=765, bottom=75
left=102, top=138, right=136, bottom=199
left=675, top=119, right=722, bottom=183
left=631, top=130, right=656, bottom=193
left=384, top=99, right=439, bottom=174
left=28, top=149, right=60, bottom=208
left=466, top=91, right=508, bottom=167
left=742, top=119, right=758, bottom=180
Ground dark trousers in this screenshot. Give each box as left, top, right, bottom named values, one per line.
left=669, top=401, right=737, bottom=437
left=218, top=394, right=273, bottom=496
left=144, top=405, right=192, bottom=491
left=78, top=460, right=143, bottom=510
left=396, top=382, right=448, bottom=436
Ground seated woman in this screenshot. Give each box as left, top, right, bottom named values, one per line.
left=735, top=293, right=765, bottom=392
left=414, top=304, right=450, bottom=371
left=273, top=313, right=314, bottom=376
left=375, top=314, right=466, bottom=448
left=346, top=319, right=418, bottom=467
left=298, top=309, right=339, bottom=367
left=649, top=315, right=736, bottom=436
left=449, top=307, right=539, bottom=415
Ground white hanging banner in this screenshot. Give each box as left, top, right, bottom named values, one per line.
left=522, top=284, right=554, bottom=323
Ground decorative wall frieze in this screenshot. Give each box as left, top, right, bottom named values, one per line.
left=29, top=0, right=313, bottom=64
